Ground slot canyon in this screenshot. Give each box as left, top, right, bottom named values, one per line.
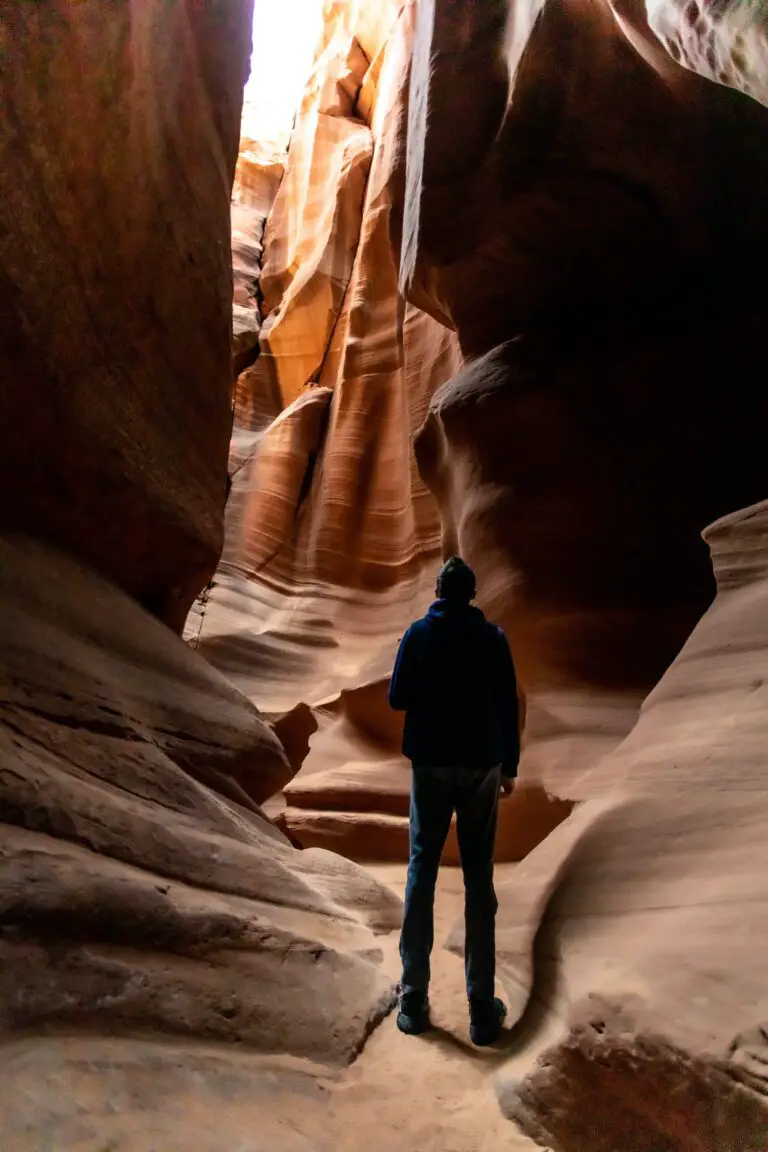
left=1, top=0, right=768, bottom=1148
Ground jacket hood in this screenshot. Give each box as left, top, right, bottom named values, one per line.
left=426, top=599, right=487, bottom=627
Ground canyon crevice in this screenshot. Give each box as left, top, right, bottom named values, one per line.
left=2, top=0, right=768, bottom=1148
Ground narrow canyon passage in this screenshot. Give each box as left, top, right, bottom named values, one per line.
left=2, top=867, right=536, bottom=1152
left=2, top=1, right=768, bottom=1150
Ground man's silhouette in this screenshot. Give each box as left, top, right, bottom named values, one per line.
left=389, top=556, right=520, bottom=1045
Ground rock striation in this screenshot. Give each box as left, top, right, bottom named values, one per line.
left=401, top=0, right=768, bottom=797
left=0, top=536, right=400, bottom=1071
left=0, top=5, right=404, bottom=1144
left=488, top=501, right=768, bottom=1149
left=0, top=0, right=254, bottom=631
left=189, top=0, right=463, bottom=857
left=193, top=0, right=768, bottom=864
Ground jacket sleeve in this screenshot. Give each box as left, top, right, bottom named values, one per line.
left=388, top=626, right=418, bottom=711
left=494, top=627, right=520, bottom=776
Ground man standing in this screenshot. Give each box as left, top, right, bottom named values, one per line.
left=388, top=556, right=520, bottom=1045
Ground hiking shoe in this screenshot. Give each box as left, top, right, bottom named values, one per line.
left=396, top=990, right=430, bottom=1035
left=469, top=996, right=507, bottom=1046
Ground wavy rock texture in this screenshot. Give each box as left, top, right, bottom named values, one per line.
left=0, top=537, right=400, bottom=1096
left=484, top=501, right=768, bottom=1149
left=277, top=682, right=572, bottom=863
left=231, top=138, right=284, bottom=377
left=195, top=0, right=768, bottom=860
left=189, top=0, right=463, bottom=858
left=0, top=0, right=253, bottom=631
left=647, top=0, right=768, bottom=107
left=401, top=0, right=768, bottom=797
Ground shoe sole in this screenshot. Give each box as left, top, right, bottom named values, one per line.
left=470, top=999, right=508, bottom=1047
left=469, top=1025, right=501, bottom=1046
left=396, top=1011, right=430, bottom=1036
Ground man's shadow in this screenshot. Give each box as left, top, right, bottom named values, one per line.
left=408, top=1020, right=519, bottom=1065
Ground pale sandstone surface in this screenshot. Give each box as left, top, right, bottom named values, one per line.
left=0, top=537, right=401, bottom=1085
left=198, top=0, right=768, bottom=865
left=188, top=0, right=463, bottom=856
left=0, top=0, right=253, bottom=631
left=203, top=0, right=460, bottom=636
left=230, top=138, right=285, bottom=375
left=647, top=0, right=768, bottom=107
left=464, top=502, right=768, bottom=1148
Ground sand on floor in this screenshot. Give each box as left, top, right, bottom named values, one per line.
left=319, top=863, right=538, bottom=1152
left=1, top=865, right=538, bottom=1152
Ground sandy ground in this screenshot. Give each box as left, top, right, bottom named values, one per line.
left=320, top=864, right=537, bottom=1152
left=2, top=866, right=538, bottom=1152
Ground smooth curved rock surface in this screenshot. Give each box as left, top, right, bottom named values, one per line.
left=193, top=2, right=461, bottom=693
left=401, top=0, right=768, bottom=795
left=416, top=335, right=768, bottom=793
left=0, top=537, right=401, bottom=1074
left=398, top=0, right=768, bottom=350
left=484, top=502, right=768, bottom=1148
left=647, top=0, right=768, bottom=107
left=201, top=0, right=768, bottom=862
left=0, top=0, right=254, bottom=630
left=279, top=683, right=572, bottom=862
left=188, top=0, right=462, bottom=860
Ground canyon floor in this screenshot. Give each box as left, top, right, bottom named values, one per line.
left=2, top=865, right=536, bottom=1152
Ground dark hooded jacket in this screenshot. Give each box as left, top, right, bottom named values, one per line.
left=388, top=599, right=520, bottom=774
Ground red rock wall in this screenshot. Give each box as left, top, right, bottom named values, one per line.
left=0, top=534, right=400, bottom=1071
left=0, top=4, right=405, bottom=1119
left=492, top=500, right=768, bottom=1148
left=183, top=0, right=469, bottom=860
left=192, top=2, right=461, bottom=714
left=0, top=0, right=253, bottom=631
left=398, top=0, right=768, bottom=794
left=182, top=0, right=768, bottom=863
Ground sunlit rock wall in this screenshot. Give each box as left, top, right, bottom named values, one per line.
left=190, top=1, right=465, bottom=859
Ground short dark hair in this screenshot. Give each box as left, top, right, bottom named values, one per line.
left=436, top=556, right=476, bottom=602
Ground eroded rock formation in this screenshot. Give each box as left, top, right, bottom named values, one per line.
left=488, top=501, right=768, bottom=1148
left=188, top=0, right=768, bottom=866
left=231, top=137, right=284, bottom=376
left=401, top=0, right=768, bottom=795
left=0, top=0, right=253, bottom=632
left=0, top=4, right=402, bottom=1144
left=3, top=0, right=768, bottom=1145
left=190, top=1, right=465, bottom=858
left=647, top=0, right=768, bottom=107
left=0, top=537, right=399, bottom=1066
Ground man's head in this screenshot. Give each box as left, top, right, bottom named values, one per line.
left=436, top=556, right=476, bottom=603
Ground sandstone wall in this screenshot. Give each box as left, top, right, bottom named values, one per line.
left=194, top=2, right=460, bottom=698
left=189, top=0, right=466, bottom=856
left=0, top=0, right=252, bottom=630
left=488, top=501, right=768, bottom=1148
left=193, top=0, right=768, bottom=864
left=646, top=0, right=768, bottom=106
left=399, top=0, right=768, bottom=795
left=0, top=6, right=404, bottom=1140
left=391, top=4, right=768, bottom=1139
left=0, top=537, right=400, bottom=1099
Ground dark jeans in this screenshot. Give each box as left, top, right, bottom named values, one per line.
left=400, top=764, right=500, bottom=1003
